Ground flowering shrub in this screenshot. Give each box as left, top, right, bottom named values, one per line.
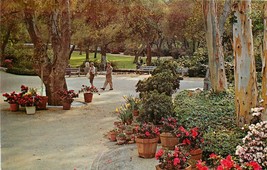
left=160, top=116, right=179, bottom=134
left=2, top=92, right=22, bottom=104
left=57, top=89, right=78, bottom=104
left=177, top=126, right=204, bottom=150
left=135, top=123, right=160, bottom=139
left=156, top=146, right=190, bottom=169
left=18, top=94, right=41, bottom=106
left=196, top=154, right=262, bottom=170
left=78, top=85, right=100, bottom=95
left=250, top=107, right=264, bottom=124
left=236, top=121, right=267, bottom=168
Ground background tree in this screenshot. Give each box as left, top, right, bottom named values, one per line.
left=203, top=0, right=227, bottom=93
left=23, top=0, right=71, bottom=105
left=233, top=0, right=258, bottom=126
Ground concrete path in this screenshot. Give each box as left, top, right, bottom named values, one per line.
left=0, top=71, right=203, bottom=170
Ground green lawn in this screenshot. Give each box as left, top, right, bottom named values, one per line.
left=69, top=51, right=136, bottom=69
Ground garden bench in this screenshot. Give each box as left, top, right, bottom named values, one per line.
left=65, top=67, right=81, bottom=77
left=176, top=67, right=189, bottom=76
left=137, top=66, right=157, bottom=74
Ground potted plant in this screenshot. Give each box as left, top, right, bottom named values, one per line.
left=135, top=123, right=160, bottom=158
left=116, top=105, right=133, bottom=125
left=108, top=128, right=119, bottom=142
left=2, top=91, right=22, bottom=111
left=160, top=116, right=179, bottom=150
left=155, top=146, right=191, bottom=170
left=18, top=94, right=41, bottom=114
left=116, top=133, right=127, bottom=145
left=57, top=89, right=78, bottom=110
left=123, top=95, right=141, bottom=116
left=177, top=126, right=204, bottom=169
left=79, top=85, right=100, bottom=103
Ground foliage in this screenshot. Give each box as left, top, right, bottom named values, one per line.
left=136, top=70, right=179, bottom=96
left=137, top=90, right=174, bottom=125
left=123, top=95, right=141, bottom=110
left=176, top=48, right=208, bottom=77
left=177, top=126, right=204, bottom=150
left=156, top=146, right=190, bottom=169
left=115, top=104, right=133, bottom=125
left=236, top=121, right=267, bottom=168
left=174, top=90, right=236, bottom=131
left=159, top=116, right=179, bottom=134
left=203, top=129, right=245, bottom=158
left=135, top=123, right=159, bottom=139
left=57, top=90, right=78, bottom=104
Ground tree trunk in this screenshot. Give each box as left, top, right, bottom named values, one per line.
left=85, top=46, right=89, bottom=61
left=24, top=0, right=71, bottom=106
left=101, top=45, right=107, bottom=70
left=262, top=2, right=267, bottom=120
left=0, top=24, right=13, bottom=63
left=233, top=0, right=258, bottom=126
left=69, top=45, right=75, bottom=59
left=146, top=43, right=152, bottom=66
left=133, top=50, right=139, bottom=64
left=219, top=0, right=232, bottom=36
left=94, top=46, right=97, bottom=58
left=203, top=0, right=227, bottom=93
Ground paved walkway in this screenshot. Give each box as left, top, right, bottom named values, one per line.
left=0, top=71, right=203, bottom=170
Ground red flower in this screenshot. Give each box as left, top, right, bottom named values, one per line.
left=196, top=160, right=209, bottom=170
left=245, top=161, right=262, bottom=170
left=155, top=149, right=164, bottom=160
left=210, top=153, right=218, bottom=159
left=191, top=127, right=198, bottom=138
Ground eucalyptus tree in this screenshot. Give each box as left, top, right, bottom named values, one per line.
left=233, top=0, right=258, bottom=126
left=203, top=0, right=229, bottom=93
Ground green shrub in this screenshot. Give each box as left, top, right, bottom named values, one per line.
left=137, top=90, right=174, bottom=124
left=203, top=128, right=245, bottom=158
left=174, top=90, right=236, bottom=131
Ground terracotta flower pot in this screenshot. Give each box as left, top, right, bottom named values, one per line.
left=62, top=102, right=71, bottom=110
left=84, top=92, right=93, bottom=103
left=108, top=131, right=117, bottom=142
left=160, top=132, right=179, bottom=150
left=37, top=96, right=48, bottom=110
left=135, top=137, right=159, bottom=158
left=189, top=148, right=203, bottom=169
left=116, top=135, right=126, bottom=145
left=10, top=103, right=19, bottom=112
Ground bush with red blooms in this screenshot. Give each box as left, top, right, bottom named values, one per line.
left=196, top=153, right=262, bottom=170
left=156, top=146, right=190, bottom=169
left=57, top=89, right=78, bottom=104
left=160, top=116, right=179, bottom=134
left=18, top=94, right=41, bottom=106
left=135, top=123, right=160, bottom=139
left=2, top=85, right=30, bottom=104
left=176, top=126, right=204, bottom=150
left=78, top=85, right=100, bottom=95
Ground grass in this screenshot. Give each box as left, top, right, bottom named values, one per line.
left=69, top=51, right=136, bottom=69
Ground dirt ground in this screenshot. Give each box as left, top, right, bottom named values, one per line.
left=0, top=71, right=203, bottom=170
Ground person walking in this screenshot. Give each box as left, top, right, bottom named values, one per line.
left=88, top=62, right=96, bottom=87
left=101, top=62, right=113, bottom=90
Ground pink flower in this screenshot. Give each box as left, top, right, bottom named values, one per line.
left=173, top=158, right=180, bottom=166
left=145, top=131, right=150, bottom=137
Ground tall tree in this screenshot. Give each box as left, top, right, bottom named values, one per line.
left=24, top=0, right=71, bottom=105
left=203, top=0, right=227, bottom=93
left=233, top=0, right=258, bottom=126
left=262, top=1, right=267, bottom=119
